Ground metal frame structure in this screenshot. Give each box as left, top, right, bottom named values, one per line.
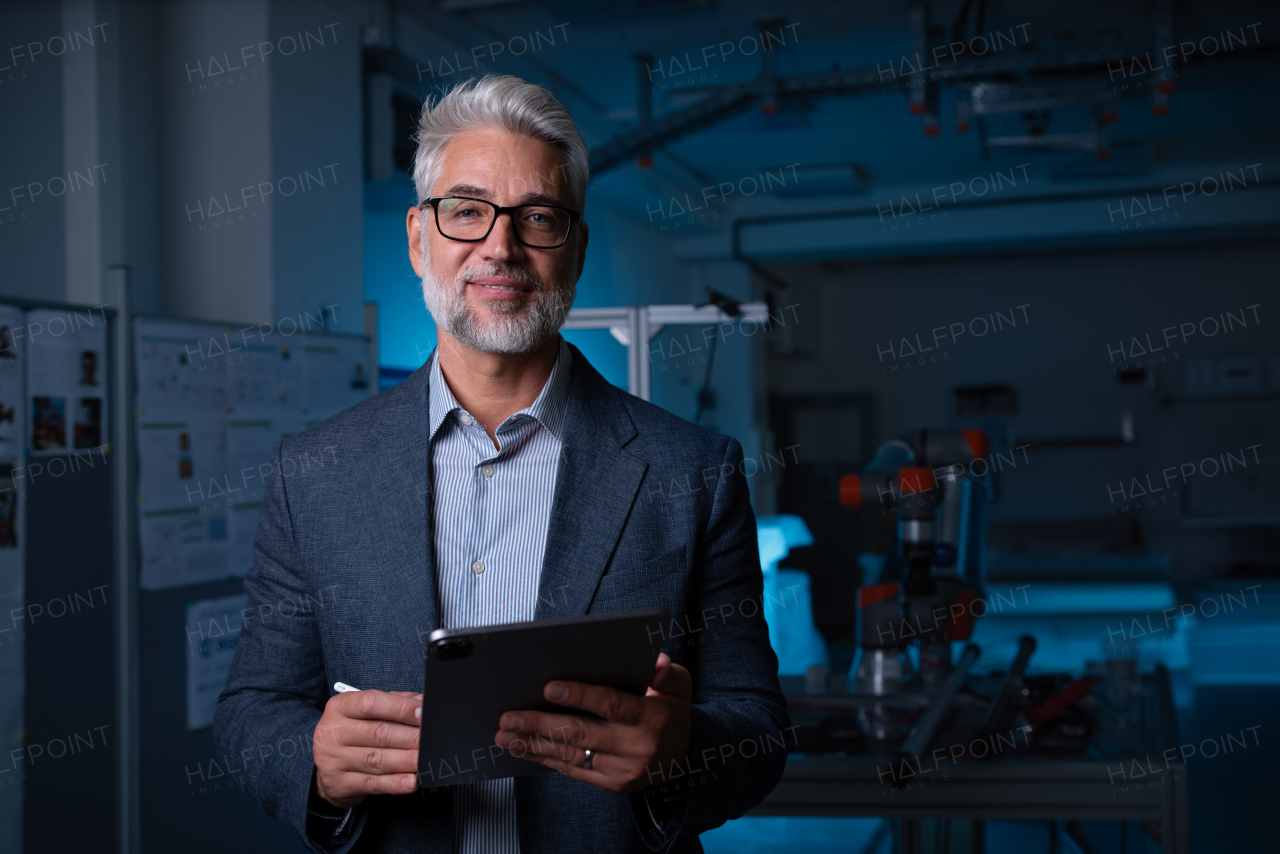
left=563, top=301, right=771, bottom=401
left=105, top=267, right=140, bottom=854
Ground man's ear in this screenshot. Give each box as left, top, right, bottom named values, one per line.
left=574, top=222, right=589, bottom=281
left=407, top=206, right=426, bottom=278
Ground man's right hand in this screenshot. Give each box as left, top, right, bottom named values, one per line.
left=312, top=689, right=423, bottom=809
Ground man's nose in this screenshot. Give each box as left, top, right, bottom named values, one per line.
left=479, top=211, right=526, bottom=262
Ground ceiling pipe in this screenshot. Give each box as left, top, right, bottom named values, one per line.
left=634, top=52, right=655, bottom=168
left=1151, top=0, right=1175, bottom=115
left=755, top=18, right=786, bottom=115
left=587, top=19, right=1276, bottom=176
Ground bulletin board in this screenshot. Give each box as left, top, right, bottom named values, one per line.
left=0, top=303, right=28, bottom=854
left=132, top=317, right=373, bottom=592
left=0, top=300, right=115, bottom=854
left=128, top=315, right=373, bottom=854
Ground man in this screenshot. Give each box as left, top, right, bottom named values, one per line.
left=213, top=75, right=788, bottom=854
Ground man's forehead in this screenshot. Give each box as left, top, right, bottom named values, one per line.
left=433, top=129, right=570, bottom=202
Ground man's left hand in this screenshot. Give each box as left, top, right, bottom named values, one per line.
left=495, top=652, right=692, bottom=794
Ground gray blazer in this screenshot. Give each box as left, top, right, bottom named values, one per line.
left=213, top=343, right=789, bottom=853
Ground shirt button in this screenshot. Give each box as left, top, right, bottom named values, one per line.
left=471, top=560, right=484, bottom=574
left=481, top=465, right=494, bottom=478
left=460, top=414, right=474, bottom=426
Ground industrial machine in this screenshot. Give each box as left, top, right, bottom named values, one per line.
left=840, top=429, right=993, bottom=697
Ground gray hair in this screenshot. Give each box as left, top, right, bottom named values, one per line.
left=411, top=75, right=589, bottom=211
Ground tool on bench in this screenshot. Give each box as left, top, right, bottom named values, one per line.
left=887, top=643, right=982, bottom=786
left=974, top=634, right=1037, bottom=740
left=1024, top=676, right=1098, bottom=728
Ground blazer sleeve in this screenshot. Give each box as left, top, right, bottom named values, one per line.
left=212, top=439, right=370, bottom=853
left=631, top=436, right=792, bottom=850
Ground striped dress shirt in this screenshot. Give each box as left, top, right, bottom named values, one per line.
left=428, top=335, right=572, bottom=854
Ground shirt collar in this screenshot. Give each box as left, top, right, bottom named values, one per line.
left=428, top=336, right=573, bottom=441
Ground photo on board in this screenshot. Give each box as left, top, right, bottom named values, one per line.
left=31, top=396, right=66, bottom=451
left=74, top=397, right=102, bottom=448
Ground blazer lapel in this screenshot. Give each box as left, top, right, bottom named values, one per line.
left=519, top=347, right=650, bottom=849
left=356, top=363, right=440, bottom=671
left=534, top=347, right=648, bottom=619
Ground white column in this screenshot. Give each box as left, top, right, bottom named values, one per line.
left=62, top=0, right=104, bottom=306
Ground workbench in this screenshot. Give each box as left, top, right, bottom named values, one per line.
left=751, top=666, right=1190, bottom=854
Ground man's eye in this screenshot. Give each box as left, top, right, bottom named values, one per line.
left=522, top=208, right=560, bottom=227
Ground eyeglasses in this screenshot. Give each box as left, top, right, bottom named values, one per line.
left=419, top=195, right=582, bottom=249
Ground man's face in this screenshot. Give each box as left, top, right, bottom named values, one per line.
left=408, top=127, right=587, bottom=355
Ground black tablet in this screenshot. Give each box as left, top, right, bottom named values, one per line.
left=416, top=608, right=669, bottom=787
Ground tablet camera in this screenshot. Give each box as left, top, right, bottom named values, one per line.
left=434, top=638, right=475, bottom=660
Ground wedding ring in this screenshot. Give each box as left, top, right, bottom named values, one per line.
left=582, top=748, right=594, bottom=770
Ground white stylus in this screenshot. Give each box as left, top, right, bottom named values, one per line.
left=336, top=681, right=423, bottom=721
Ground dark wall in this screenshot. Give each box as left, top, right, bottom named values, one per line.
left=769, top=240, right=1279, bottom=637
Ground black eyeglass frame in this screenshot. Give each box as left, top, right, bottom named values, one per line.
left=419, top=195, right=582, bottom=249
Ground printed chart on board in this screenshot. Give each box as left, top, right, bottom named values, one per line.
left=185, top=594, right=247, bottom=730
left=134, top=317, right=372, bottom=590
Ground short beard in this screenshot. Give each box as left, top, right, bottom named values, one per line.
left=420, top=258, right=576, bottom=355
